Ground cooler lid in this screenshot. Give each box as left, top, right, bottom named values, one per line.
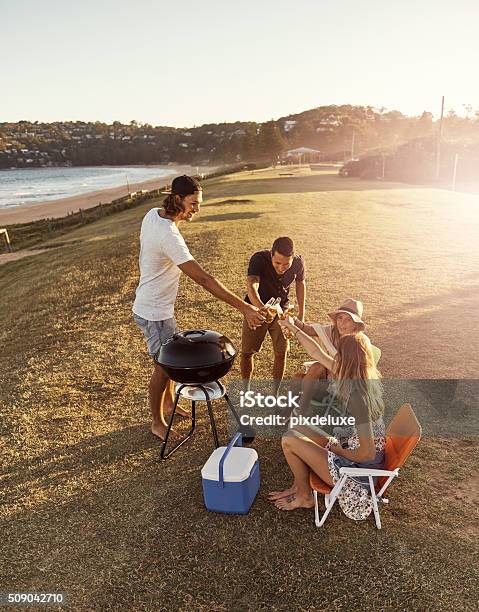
left=201, top=447, right=258, bottom=483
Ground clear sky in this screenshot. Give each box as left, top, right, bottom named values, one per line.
left=2, top=0, right=479, bottom=127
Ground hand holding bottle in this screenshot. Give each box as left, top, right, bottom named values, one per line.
left=259, top=297, right=281, bottom=323
left=279, top=302, right=295, bottom=337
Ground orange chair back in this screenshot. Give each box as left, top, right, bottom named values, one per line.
left=310, top=404, right=421, bottom=494
left=379, top=403, right=422, bottom=489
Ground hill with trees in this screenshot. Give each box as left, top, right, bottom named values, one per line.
left=1, top=105, right=479, bottom=183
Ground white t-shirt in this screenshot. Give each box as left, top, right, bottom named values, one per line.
left=132, top=208, right=194, bottom=320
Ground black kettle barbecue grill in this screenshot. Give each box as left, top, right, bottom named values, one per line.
left=155, top=329, right=252, bottom=459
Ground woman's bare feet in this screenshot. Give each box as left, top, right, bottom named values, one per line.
left=274, top=494, right=315, bottom=511
left=267, top=485, right=298, bottom=501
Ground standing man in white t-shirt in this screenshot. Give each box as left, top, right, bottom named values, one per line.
left=133, top=175, right=264, bottom=440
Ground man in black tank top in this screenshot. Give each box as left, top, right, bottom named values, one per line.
left=241, top=237, right=306, bottom=394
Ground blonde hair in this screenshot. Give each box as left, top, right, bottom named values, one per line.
left=333, top=333, right=384, bottom=421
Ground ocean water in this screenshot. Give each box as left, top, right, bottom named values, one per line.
left=0, top=166, right=178, bottom=209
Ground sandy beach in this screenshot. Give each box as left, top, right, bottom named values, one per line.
left=0, top=165, right=215, bottom=226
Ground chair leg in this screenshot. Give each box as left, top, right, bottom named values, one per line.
left=318, top=475, right=347, bottom=527
left=313, top=490, right=320, bottom=526
left=369, top=475, right=382, bottom=529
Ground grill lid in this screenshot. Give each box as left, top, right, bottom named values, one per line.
left=156, top=329, right=236, bottom=369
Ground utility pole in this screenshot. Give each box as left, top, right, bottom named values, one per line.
left=351, top=131, right=356, bottom=160
left=435, top=96, right=445, bottom=181
left=452, top=153, right=459, bottom=191
left=381, top=153, right=385, bottom=180
left=126, top=173, right=130, bottom=195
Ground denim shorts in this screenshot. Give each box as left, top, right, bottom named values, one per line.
left=133, top=314, right=178, bottom=358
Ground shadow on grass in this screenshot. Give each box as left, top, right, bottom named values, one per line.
left=2, top=431, right=478, bottom=610
left=372, top=283, right=479, bottom=381
left=1, top=410, right=231, bottom=502
left=210, top=198, right=255, bottom=206
left=374, top=282, right=479, bottom=322
left=1, top=424, right=157, bottom=494
left=205, top=175, right=431, bottom=198
left=200, top=211, right=263, bottom=223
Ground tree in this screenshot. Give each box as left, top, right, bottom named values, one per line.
left=258, top=121, right=285, bottom=162
left=241, top=126, right=258, bottom=161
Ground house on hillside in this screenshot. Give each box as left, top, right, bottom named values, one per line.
left=283, top=146, right=321, bottom=163
left=283, top=120, right=297, bottom=132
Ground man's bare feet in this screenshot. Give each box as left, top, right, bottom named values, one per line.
left=267, top=485, right=298, bottom=501
left=274, top=494, right=315, bottom=511
left=163, top=404, right=191, bottom=419
left=151, top=422, right=180, bottom=442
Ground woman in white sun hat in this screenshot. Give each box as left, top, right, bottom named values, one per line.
left=272, top=299, right=380, bottom=449
left=288, top=298, right=379, bottom=400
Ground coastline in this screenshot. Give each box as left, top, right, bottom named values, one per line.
left=0, top=165, right=215, bottom=225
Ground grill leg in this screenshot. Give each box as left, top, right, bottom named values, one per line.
left=161, top=388, right=196, bottom=460
left=204, top=393, right=220, bottom=448
left=161, top=383, right=223, bottom=458
left=223, top=392, right=255, bottom=445
left=223, top=392, right=242, bottom=426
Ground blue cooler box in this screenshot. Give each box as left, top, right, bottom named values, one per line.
left=201, top=433, right=260, bottom=514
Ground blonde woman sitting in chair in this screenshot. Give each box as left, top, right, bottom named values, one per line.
left=269, top=330, right=386, bottom=520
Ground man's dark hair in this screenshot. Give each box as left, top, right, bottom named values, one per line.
left=171, top=175, right=202, bottom=196
left=272, top=236, right=294, bottom=257
left=163, top=175, right=202, bottom=216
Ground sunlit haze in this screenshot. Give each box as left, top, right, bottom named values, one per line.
left=3, top=0, right=479, bottom=126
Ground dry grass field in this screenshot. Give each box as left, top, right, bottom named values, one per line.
left=1, top=167, right=478, bottom=610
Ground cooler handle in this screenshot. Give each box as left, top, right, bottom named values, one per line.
left=219, top=432, right=243, bottom=487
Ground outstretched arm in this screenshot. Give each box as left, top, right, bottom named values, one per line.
left=246, top=275, right=265, bottom=309
left=295, top=279, right=306, bottom=322
left=279, top=316, right=335, bottom=371
left=178, top=259, right=265, bottom=328
left=292, top=318, right=317, bottom=337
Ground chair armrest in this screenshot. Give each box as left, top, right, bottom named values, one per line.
left=339, top=467, right=399, bottom=477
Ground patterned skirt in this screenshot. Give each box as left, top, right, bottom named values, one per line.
left=326, top=418, right=386, bottom=521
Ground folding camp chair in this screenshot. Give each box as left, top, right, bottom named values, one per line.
left=310, top=403, right=422, bottom=529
